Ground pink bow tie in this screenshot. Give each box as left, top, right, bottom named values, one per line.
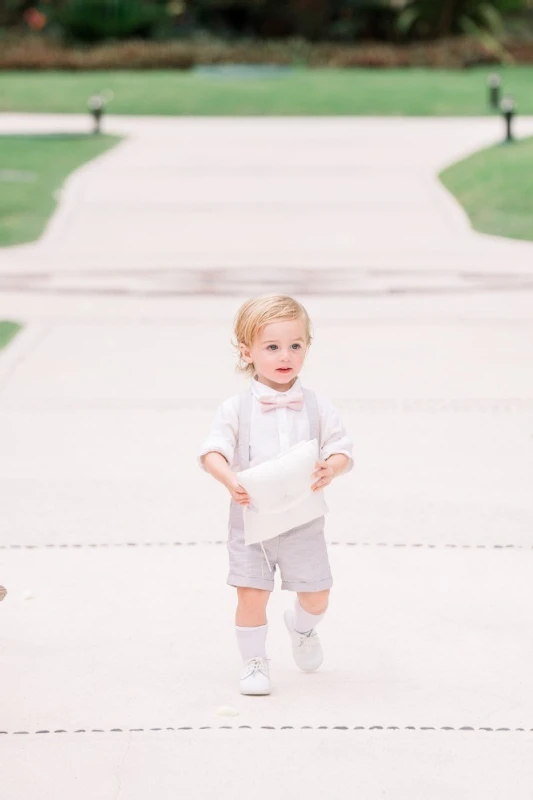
left=259, top=391, right=305, bottom=412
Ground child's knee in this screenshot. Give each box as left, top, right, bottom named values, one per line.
left=298, top=589, right=329, bottom=615
left=237, top=587, right=270, bottom=610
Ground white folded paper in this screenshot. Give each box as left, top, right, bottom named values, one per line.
left=237, top=439, right=328, bottom=545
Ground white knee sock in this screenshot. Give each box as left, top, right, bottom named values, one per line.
left=293, top=599, right=325, bottom=634
left=236, top=624, right=268, bottom=661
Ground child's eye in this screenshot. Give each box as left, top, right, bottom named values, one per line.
left=267, top=344, right=278, bottom=351
left=291, top=344, right=301, bottom=350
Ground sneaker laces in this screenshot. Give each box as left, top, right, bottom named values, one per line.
left=296, top=630, right=318, bottom=650
left=245, top=657, right=269, bottom=675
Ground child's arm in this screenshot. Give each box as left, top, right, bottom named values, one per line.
left=312, top=395, right=353, bottom=491
left=312, top=453, right=349, bottom=492
left=199, top=396, right=249, bottom=504
left=202, top=451, right=250, bottom=506
left=326, top=453, right=350, bottom=476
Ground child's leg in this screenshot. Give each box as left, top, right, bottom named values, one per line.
left=278, top=519, right=332, bottom=671
left=235, top=587, right=270, bottom=660
left=236, top=586, right=270, bottom=626
left=294, top=589, right=330, bottom=633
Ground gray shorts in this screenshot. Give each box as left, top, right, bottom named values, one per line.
left=227, top=501, right=333, bottom=593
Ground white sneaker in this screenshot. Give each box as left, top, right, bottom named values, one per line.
left=284, top=610, right=323, bottom=672
left=239, top=657, right=271, bottom=695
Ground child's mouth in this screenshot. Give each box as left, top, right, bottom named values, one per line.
left=277, top=367, right=292, bottom=373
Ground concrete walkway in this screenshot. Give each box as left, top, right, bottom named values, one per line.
left=2, top=114, right=533, bottom=287
left=1, top=115, right=533, bottom=799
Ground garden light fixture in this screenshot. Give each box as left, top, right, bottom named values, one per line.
left=88, top=94, right=106, bottom=134
left=500, top=96, right=516, bottom=143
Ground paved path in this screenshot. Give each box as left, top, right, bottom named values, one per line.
left=2, top=114, right=533, bottom=290
left=1, top=115, right=533, bottom=799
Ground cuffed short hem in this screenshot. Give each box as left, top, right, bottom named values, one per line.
left=227, top=573, right=275, bottom=592
left=281, top=576, right=333, bottom=592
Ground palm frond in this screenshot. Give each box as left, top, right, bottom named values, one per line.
left=396, top=6, right=420, bottom=34
left=477, top=2, right=505, bottom=35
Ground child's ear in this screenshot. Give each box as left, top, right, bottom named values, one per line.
left=239, top=342, right=253, bottom=364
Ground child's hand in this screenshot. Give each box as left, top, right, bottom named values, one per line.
left=312, top=460, right=335, bottom=492
left=226, top=474, right=251, bottom=506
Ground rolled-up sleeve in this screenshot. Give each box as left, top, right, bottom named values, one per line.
left=198, top=396, right=239, bottom=471
left=318, top=397, right=353, bottom=474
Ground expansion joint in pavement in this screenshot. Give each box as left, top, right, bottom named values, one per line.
left=0, top=541, right=530, bottom=550
left=1, top=725, right=531, bottom=736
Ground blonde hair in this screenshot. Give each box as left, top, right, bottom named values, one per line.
left=233, top=295, right=313, bottom=377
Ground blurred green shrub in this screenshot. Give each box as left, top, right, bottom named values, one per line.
left=189, top=0, right=403, bottom=41
left=397, top=0, right=528, bottom=39
left=53, top=0, right=169, bottom=43
left=1, top=0, right=531, bottom=43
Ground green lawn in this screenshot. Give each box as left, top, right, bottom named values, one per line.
left=0, top=134, right=120, bottom=247
left=0, top=321, right=22, bottom=350
left=0, top=67, right=533, bottom=115
left=440, top=136, right=533, bottom=242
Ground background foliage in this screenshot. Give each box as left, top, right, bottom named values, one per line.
left=1, top=0, right=531, bottom=43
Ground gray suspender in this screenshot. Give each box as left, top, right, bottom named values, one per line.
left=238, top=389, right=253, bottom=470
left=237, top=387, right=320, bottom=470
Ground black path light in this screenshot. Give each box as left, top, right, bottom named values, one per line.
left=487, top=73, right=502, bottom=110
left=88, top=94, right=106, bottom=134
left=500, top=96, right=516, bottom=143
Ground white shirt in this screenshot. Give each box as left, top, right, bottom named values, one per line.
left=198, top=376, right=353, bottom=473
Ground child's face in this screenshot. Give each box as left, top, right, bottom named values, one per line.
left=240, top=317, right=308, bottom=390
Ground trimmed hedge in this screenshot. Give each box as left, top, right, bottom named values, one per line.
left=2, top=33, right=531, bottom=70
